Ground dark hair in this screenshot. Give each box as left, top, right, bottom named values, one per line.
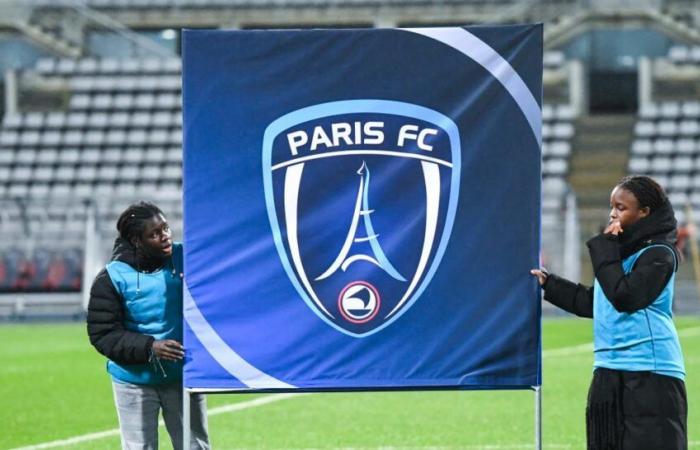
left=617, top=175, right=668, bottom=213
left=116, top=201, right=165, bottom=244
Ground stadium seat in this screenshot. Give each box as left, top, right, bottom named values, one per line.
left=145, top=147, right=166, bottom=163
left=131, top=111, right=152, bottom=127
left=669, top=174, right=692, bottom=191
left=628, top=157, right=650, bottom=173
left=669, top=191, right=689, bottom=207
left=653, top=139, right=674, bottom=155
left=19, top=131, right=41, bottom=147
left=77, top=58, right=99, bottom=73
left=0, top=131, right=19, bottom=146
left=682, top=101, right=700, bottom=118
left=57, top=58, right=78, bottom=75
left=28, top=183, right=51, bottom=198
left=119, top=165, right=141, bottom=181
left=0, top=149, right=15, bottom=165
left=678, top=121, right=700, bottom=136
left=69, top=94, right=91, bottom=109
left=650, top=156, right=672, bottom=173
left=123, top=148, right=144, bottom=164
left=98, top=166, right=119, bottom=182
left=114, top=93, right=134, bottom=109
left=668, top=45, right=689, bottom=63
left=76, top=165, right=98, bottom=182
left=660, top=102, right=681, bottom=119
left=54, top=166, right=76, bottom=182
left=35, top=58, right=56, bottom=74
left=33, top=166, right=55, bottom=183
left=105, top=129, right=127, bottom=146
left=45, top=112, right=67, bottom=128
left=24, top=113, right=44, bottom=128
left=635, top=121, right=655, bottom=137
left=657, top=121, right=678, bottom=137
left=672, top=156, right=693, bottom=173
left=99, top=58, right=120, bottom=74
left=88, top=112, right=109, bottom=128
left=640, top=103, right=659, bottom=119
left=16, top=148, right=37, bottom=165
left=66, top=112, right=88, bottom=128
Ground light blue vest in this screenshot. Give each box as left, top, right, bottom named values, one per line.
left=593, top=244, right=685, bottom=380
left=106, top=243, right=184, bottom=385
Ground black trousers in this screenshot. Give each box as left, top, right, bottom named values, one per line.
left=586, top=368, right=687, bottom=450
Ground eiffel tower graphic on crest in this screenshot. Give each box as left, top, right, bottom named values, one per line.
left=316, top=161, right=406, bottom=282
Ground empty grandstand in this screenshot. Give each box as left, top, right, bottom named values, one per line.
left=1, top=0, right=700, bottom=317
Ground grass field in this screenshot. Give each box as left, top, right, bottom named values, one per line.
left=1, top=318, right=699, bottom=450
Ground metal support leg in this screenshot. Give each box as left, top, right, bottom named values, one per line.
left=183, top=387, right=191, bottom=450
left=534, top=385, right=542, bottom=450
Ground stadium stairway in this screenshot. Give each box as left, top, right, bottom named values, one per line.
left=569, top=113, right=635, bottom=280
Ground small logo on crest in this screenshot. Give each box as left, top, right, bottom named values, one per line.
left=262, top=100, right=461, bottom=337
left=338, top=281, right=380, bottom=324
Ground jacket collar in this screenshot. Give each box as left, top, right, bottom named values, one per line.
left=111, top=237, right=167, bottom=272
left=617, top=199, right=678, bottom=260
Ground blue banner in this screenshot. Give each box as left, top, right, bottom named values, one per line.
left=182, top=25, right=542, bottom=391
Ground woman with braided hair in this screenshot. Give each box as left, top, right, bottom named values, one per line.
left=531, top=175, right=687, bottom=450
left=87, top=201, right=210, bottom=450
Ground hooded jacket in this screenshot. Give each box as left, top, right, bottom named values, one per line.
left=543, top=200, right=686, bottom=450
left=87, top=238, right=182, bottom=367
left=543, top=199, right=678, bottom=317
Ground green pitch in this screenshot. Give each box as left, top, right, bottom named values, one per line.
left=1, top=318, right=698, bottom=449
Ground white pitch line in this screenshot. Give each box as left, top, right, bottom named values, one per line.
left=207, top=392, right=306, bottom=415
left=224, top=442, right=700, bottom=450
left=226, top=446, right=574, bottom=450
left=11, top=326, right=700, bottom=450
left=542, top=342, right=592, bottom=357
left=543, top=325, right=700, bottom=358
left=678, top=326, right=700, bottom=338
left=9, top=393, right=305, bottom=450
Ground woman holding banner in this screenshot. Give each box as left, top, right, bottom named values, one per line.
left=531, top=175, right=687, bottom=450
left=87, top=202, right=210, bottom=450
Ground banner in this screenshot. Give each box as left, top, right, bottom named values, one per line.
left=182, top=25, right=542, bottom=391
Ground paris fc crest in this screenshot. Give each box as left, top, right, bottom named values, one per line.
left=263, top=100, right=461, bottom=337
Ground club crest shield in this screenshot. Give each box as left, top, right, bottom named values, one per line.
left=263, top=100, right=461, bottom=337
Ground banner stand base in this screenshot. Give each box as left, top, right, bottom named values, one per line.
left=182, top=386, right=544, bottom=448
left=533, top=385, right=542, bottom=450
left=183, top=387, right=191, bottom=449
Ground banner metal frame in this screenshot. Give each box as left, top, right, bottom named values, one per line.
left=182, top=385, right=543, bottom=449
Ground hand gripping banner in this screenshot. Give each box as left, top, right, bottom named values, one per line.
left=182, top=24, right=542, bottom=391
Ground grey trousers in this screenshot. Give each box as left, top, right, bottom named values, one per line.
left=112, top=381, right=210, bottom=450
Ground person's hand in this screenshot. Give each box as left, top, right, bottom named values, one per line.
left=530, top=269, right=547, bottom=286
left=603, top=220, right=623, bottom=236
left=152, top=339, right=184, bottom=361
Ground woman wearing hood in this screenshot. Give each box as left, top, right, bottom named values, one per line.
left=531, top=175, right=687, bottom=450
left=87, top=202, right=209, bottom=450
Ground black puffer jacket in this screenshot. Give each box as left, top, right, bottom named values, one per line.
left=86, top=238, right=162, bottom=365
left=543, top=199, right=679, bottom=317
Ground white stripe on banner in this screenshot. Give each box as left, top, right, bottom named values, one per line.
left=183, top=283, right=295, bottom=389
left=271, top=149, right=453, bottom=171
left=403, top=27, right=542, bottom=146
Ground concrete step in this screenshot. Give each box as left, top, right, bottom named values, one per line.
left=577, top=114, right=637, bottom=128
left=571, top=173, right=626, bottom=188
left=576, top=191, right=615, bottom=208
left=576, top=125, right=631, bottom=135
left=569, top=113, right=635, bottom=270
left=20, top=23, right=81, bottom=58
left=571, top=152, right=628, bottom=172
left=573, top=135, right=631, bottom=152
